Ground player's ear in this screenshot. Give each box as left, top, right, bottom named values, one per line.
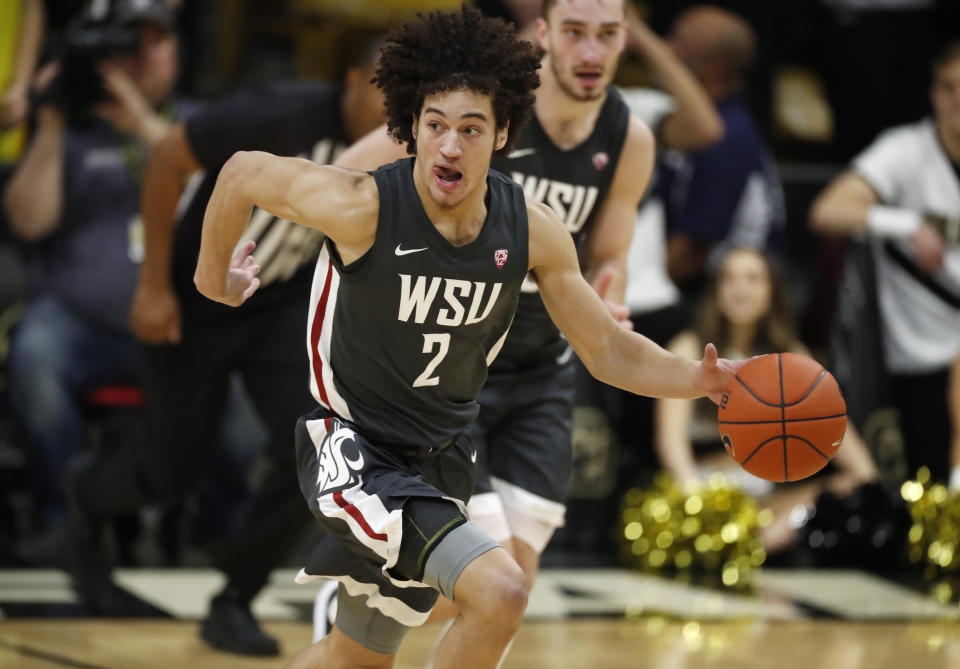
left=494, top=122, right=510, bottom=152
left=411, top=114, right=418, bottom=141
left=535, top=17, right=549, bottom=51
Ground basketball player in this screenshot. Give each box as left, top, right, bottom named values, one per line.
left=67, top=41, right=386, bottom=656
left=194, top=8, right=744, bottom=668
left=810, top=40, right=960, bottom=485
left=320, top=0, right=654, bottom=632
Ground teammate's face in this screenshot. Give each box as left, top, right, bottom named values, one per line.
left=716, top=249, right=772, bottom=327
left=537, top=0, right=626, bottom=101
left=413, top=89, right=508, bottom=209
left=932, top=56, right=960, bottom=137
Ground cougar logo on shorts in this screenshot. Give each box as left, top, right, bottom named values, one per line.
left=316, top=426, right=365, bottom=493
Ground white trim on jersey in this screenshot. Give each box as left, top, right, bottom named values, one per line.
left=292, top=573, right=432, bottom=628
left=489, top=475, right=566, bottom=528
left=485, top=317, right=514, bottom=366
left=466, top=491, right=512, bottom=543
left=307, top=246, right=353, bottom=419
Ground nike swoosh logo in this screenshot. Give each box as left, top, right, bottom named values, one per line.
left=395, top=244, right=428, bottom=256
left=507, top=148, right=536, bottom=159
left=470, top=450, right=478, bottom=463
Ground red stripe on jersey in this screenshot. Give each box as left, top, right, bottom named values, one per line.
left=333, top=491, right=388, bottom=542
left=310, top=261, right=335, bottom=409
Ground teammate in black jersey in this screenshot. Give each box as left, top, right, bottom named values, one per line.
left=66, top=41, right=386, bottom=656
left=329, top=0, right=653, bottom=631
left=195, top=8, right=744, bottom=668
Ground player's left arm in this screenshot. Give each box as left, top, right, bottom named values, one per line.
left=530, top=200, right=745, bottom=401
left=580, top=115, right=655, bottom=304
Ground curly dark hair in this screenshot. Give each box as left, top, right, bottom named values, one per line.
left=373, top=6, right=541, bottom=156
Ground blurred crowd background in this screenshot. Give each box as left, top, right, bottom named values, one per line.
left=1, top=0, right=959, bottom=587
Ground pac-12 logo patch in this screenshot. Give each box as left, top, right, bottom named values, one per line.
left=592, top=152, right=609, bottom=171
left=494, top=249, right=509, bottom=268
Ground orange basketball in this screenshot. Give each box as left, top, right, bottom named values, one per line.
left=717, top=352, right=847, bottom=483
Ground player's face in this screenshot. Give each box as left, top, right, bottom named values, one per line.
left=931, top=56, right=960, bottom=137
left=716, top=249, right=772, bottom=327
left=413, top=89, right=508, bottom=209
left=537, top=0, right=626, bottom=101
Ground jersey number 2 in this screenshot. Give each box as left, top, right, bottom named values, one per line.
left=413, top=333, right=450, bottom=387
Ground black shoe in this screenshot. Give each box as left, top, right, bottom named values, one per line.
left=200, top=593, right=280, bottom=656
left=64, top=453, right=114, bottom=610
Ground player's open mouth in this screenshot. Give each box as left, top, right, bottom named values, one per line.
left=575, top=70, right=603, bottom=86
left=434, top=165, right=463, bottom=190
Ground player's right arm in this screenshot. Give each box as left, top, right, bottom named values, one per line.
left=334, top=122, right=408, bottom=171
left=134, top=124, right=200, bottom=343
left=194, top=151, right=378, bottom=306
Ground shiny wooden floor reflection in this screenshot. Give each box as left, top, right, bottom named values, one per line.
left=2, top=619, right=960, bottom=668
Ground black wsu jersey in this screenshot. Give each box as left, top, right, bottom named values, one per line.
left=489, top=89, right=630, bottom=370
left=307, top=159, right=529, bottom=450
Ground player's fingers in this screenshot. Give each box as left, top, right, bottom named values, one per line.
left=232, top=240, right=256, bottom=266
left=620, top=318, right=634, bottom=331
left=702, top=342, right=718, bottom=369
left=591, top=267, right=616, bottom=300
left=249, top=263, right=261, bottom=277
left=241, top=277, right=261, bottom=301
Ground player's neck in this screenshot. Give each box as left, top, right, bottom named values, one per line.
left=414, top=168, right=489, bottom=246
left=535, top=56, right=607, bottom=151
left=936, top=120, right=960, bottom=163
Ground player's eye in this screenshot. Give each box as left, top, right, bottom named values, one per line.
left=463, top=126, right=480, bottom=136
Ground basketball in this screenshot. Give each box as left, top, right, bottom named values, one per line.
left=717, top=353, right=847, bottom=483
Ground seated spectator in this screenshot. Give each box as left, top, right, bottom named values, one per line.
left=655, top=247, right=878, bottom=552
left=809, top=40, right=960, bottom=485
left=1, top=1, right=188, bottom=532
left=657, top=6, right=785, bottom=298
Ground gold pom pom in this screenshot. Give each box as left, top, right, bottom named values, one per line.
left=617, top=472, right=767, bottom=587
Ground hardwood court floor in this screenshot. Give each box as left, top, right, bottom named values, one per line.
left=2, top=619, right=959, bottom=668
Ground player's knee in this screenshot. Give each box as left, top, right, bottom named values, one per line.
left=461, top=557, right=527, bottom=630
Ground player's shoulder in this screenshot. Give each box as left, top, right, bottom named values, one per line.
left=526, top=198, right=567, bottom=239
left=622, top=114, right=655, bottom=157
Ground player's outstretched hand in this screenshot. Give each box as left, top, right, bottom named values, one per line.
left=223, top=240, right=261, bottom=306
left=698, top=343, right=751, bottom=405
left=591, top=267, right=633, bottom=330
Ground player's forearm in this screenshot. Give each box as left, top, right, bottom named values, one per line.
left=4, top=107, right=63, bottom=241
left=587, top=327, right=703, bottom=400
left=140, top=133, right=189, bottom=285
left=194, top=153, right=256, bottom=299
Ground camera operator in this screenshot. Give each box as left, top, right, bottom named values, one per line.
left=2, top=0, right=189, bottom=537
